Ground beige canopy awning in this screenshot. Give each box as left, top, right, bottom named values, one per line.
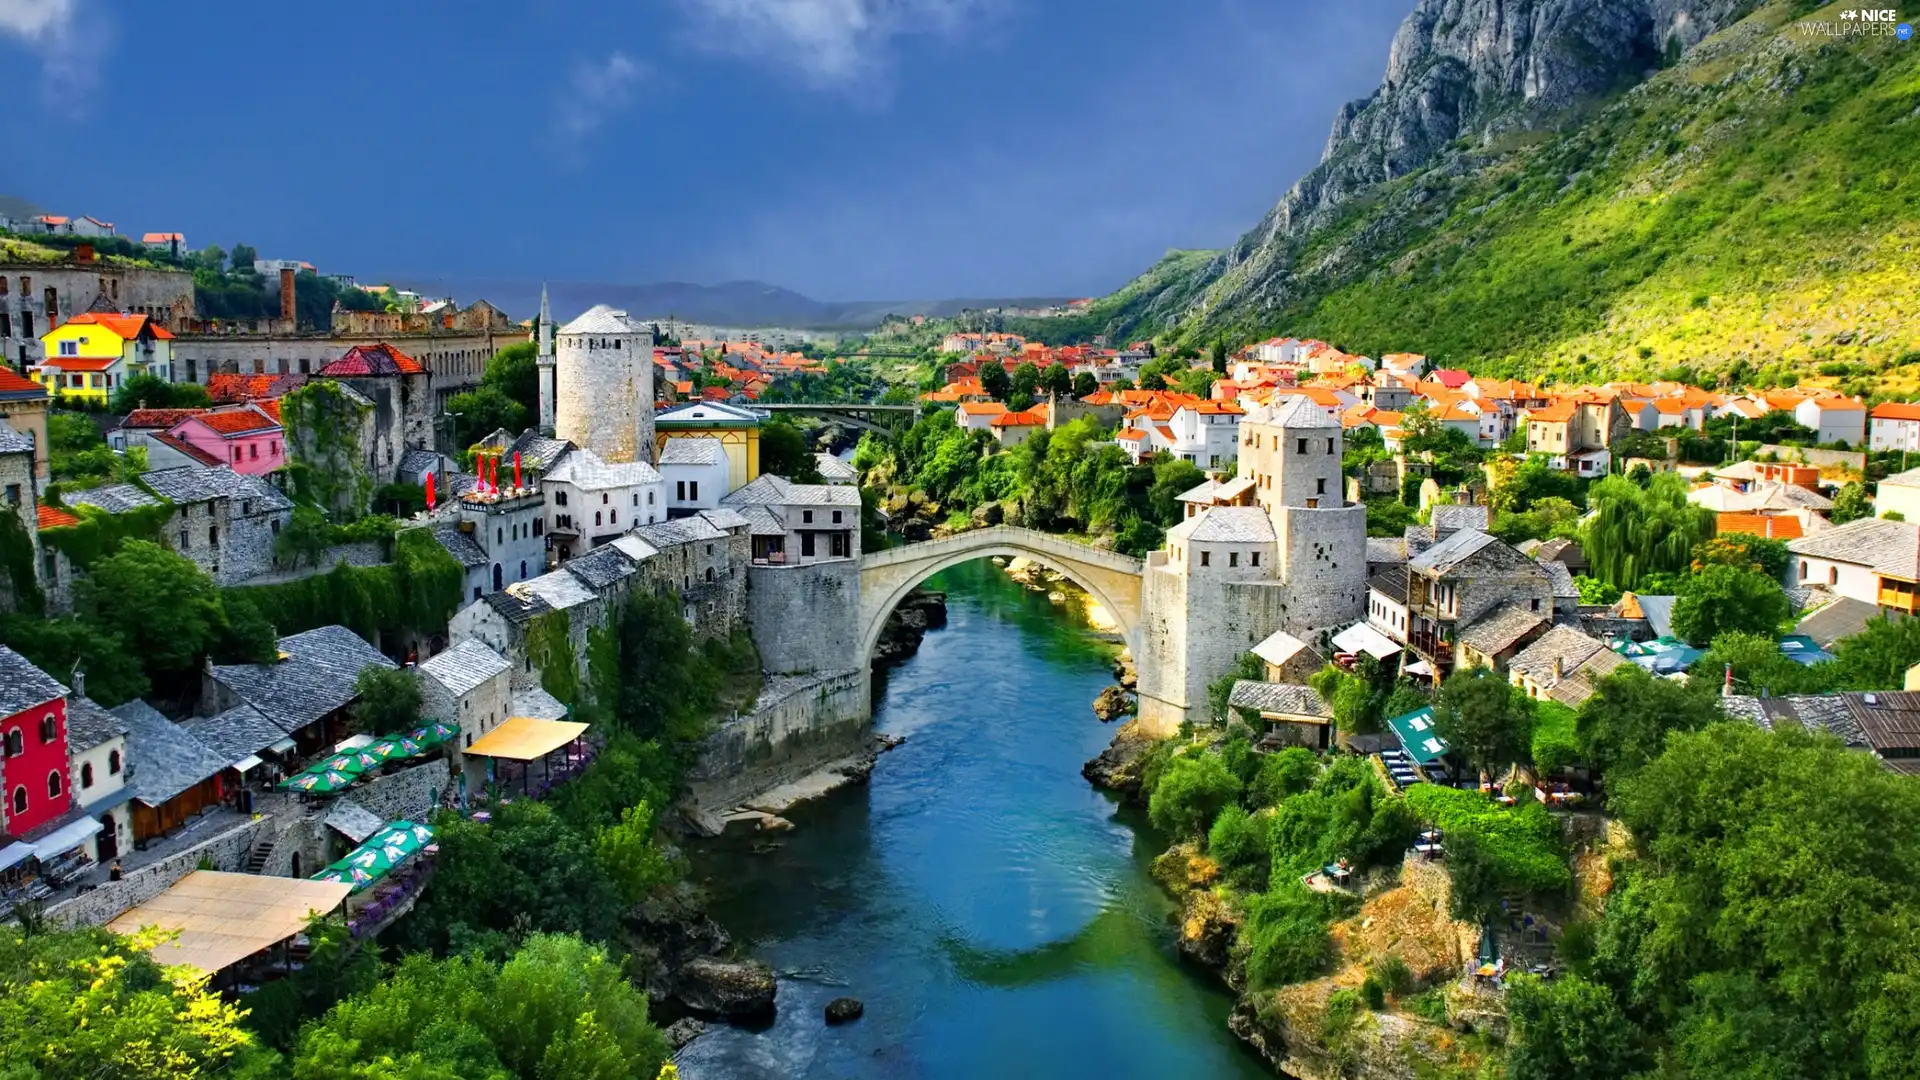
left=463, top=716, right=590, bottom=761
left=107, top=870, right=353, bottom=976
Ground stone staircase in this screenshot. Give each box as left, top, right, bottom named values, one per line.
left=243, top=837, right=277, bottom=875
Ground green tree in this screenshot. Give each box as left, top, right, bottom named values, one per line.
left=1140, top=369, right=1168, bottom=391
left=1249, top=746, right=1320, bottom=808
left=80, top=540, right=250, bottom=691
left=1670, top=564, right=1790, bottom=647
left=1072, top=371, right=1097, bottom=398
left=276, top=505, right=333, bottom=569
left=1432, top=668, right=1535, bottom=776
left=759, top=418, right=824, bottom=482
left=593, top=801, right=678, bottom=905
left=351, top=663, right=423, bottom=736
left=448, top=386, right=530, bottom=447
left=1691, top=533, right=1790, bottom=579
left=1039, top=361, right=1073, bottom=399
left=978, top=360, right=1011, bottom=401
left=1573, top=665, right=1725, bottom=785
left=1505, top=973, right=1648, bottom=1080
left=0, top=925, right=275, bottom=1077
left=229, top=242, right=259, bottom=269
left=109, top=373, right=212, bottom=413
left=1209, top=338, right=1228, bottom=373
left=1581, top=472, right=1713, bottom=589
left=1148, top=751, right=1243, bottom=838
left=1146, top=457, right=1207, bottom=523
left=1829, top=481, right=1872, bottom=524
left=483, top=341, right=540, bottom=415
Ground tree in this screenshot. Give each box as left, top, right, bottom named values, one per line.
left=1250, top=746, right=1321, bottom=808
left=229, top=242, right=259, bottom=269
left=447, top=386, right=529, bottom=448
left=1072, top=371, right=1097, bottom=398
left=1505, top=973, right=1648, bottom=1080
left=978, top=361, right=1011, bottom=401
left=1670, top=564, right=1790, bottom=647
left=1691, top=533, right=1789, bottom=579
left=1573, top=665, right=1722, bottom=783
left=759, top=418, right=823, bottom=482
left=1432, top=668, right=1535, bottom=776
left=351, top=664, right=423, bottom=736
left=109, top=372, right=210, bottom=413
left=1039, top=362, right=1073, bottom=399
left=1147, top=751, right=1243, bottom=838
left=79, top=540, right=242, bottom=690
left=483, top=341, right=540, bottom=415
left=593, top=801, right=678, bottom=905
left=1830, top=481, right=1873, bottom=525
left=1146, top=457, right=1206, bottom=524
left=1581, top=472, right=1713, bottom=589
left=1209, top=338, right=1228, bottom=373
left=276, top=505, right=333, bottom=569
left=1140, top=369, right=1168, bottom=391
left=0, top=925, right=275, bottom=1077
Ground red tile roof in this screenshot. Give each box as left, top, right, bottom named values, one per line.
left=207, top=372, right=306, bottom=402
left=317, top=343, right=423, bottom=377
left=1717, top=512, right=1804, bottom=540
left=0, top=368, right=45, bottom=396
left=1873, top=402, right=1920, bottom=422
left=124, top=407, right=207, bottom=429
left=188, top=407, right=280, bottom=436
left=36, top=504, right=79, bottom=529
left=35, top=357, right=118, bottom=372
left=60, top=312, right=174, bottom=340
left=990, top=410, right=1044, bottom=428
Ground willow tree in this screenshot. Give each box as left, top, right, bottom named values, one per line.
left=1580, top=473, right=1711, bottom=590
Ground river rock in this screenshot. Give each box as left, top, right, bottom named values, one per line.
left=1082, top=728, right=1156, bottom=800
left=664, top=1017, right=709, bottom=1050
left=1091, top=685, right=1136, bottom=723
left=873, top=589, right=948, bottom=668
left=824, top=997, right=865, bottom=1025
left=624, top=884, right=732, bottom=1004
left=1112, top=654, right=1138, bottom=690
left=674, top=956, right=777, bottom=1018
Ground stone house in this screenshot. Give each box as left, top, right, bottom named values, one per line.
left=433, top=488, right=547, bottom=601
left=135, top=467, right=292, bottom=584
left=722, top=474, right=861, bottom=566
left=1508, top=626, right=1626, bottom=708
left=659, top=437, right=730, bottom=516
left=1228, top=680, right=1334, bottom=750
left=65, top=691, right=132, bottom=864
left=313, top=344, right=436, bottom=475
left=417, top=639, right=513, bottom=758
left=1787, top=517, right=1920, bottom=613
left=108, top=699, right=230, bottom=846
left=1524, top=396, right=1628, bottom=475
left=200, top=625, right=398, bottom=758
left=1249, top=629, right=1324, bottom=685
left=542, top=446, right=665, bottom=560
left=1404, top=529, right=1553, bottom=677
left=0, top=426, right=38, bottom=607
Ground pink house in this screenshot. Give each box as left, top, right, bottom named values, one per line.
left=169, top=404, right=286, bottom=475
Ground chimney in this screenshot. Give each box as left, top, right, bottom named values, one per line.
left=75, top=243, right=94, bottom=264
left=1551, top=655, right=1564, bottom=681
left=279, top=267, right=297, bottom=324
left=71, top=667, right=85, bottom=699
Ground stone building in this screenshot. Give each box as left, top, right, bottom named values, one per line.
left=542, top=447, right=666, bottom=560
left=431, top=485, right=547, bottom=603
left=66, top=466, right=292, bottom=585
left=1402, top=529, right=1553, bottom=677
left=417, top=639, right=513, bottom=758
left=0, top=257, right=194, bottom=372
left=1135, top=396, right=1367, bottom=729
left=659, top=437, right=731, bottom=516
left=550, top=305, right=655, bottom=466
left=313, top=344, right=436, bottom=475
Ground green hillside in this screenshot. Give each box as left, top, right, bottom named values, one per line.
left=1075, top=2, right=1920, bottom=392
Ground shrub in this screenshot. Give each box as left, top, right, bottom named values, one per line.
left=1148, top=752, right=1243, bottom=839
left=1249, top=746, right=1320, bottom=808
left=1206, top=804, right=1271, bottom=887
left=1370, top=953, right=1415, bottom=998
left=1243, top=885, right=1338, bottom=989
left=1404, top=785, right=1570, bottom=919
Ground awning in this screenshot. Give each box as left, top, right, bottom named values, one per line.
left=234, top=754, right=265, bottom=773
left=1387, top=706, right=1449, bottom=767
left=269, top=737, right=297, bottom=754
left=107, top=870, right=353, bottom=976
left=336, top=734, right=374, bottom=751
left=463, top=716, right=590, bottom=761
left=0, top=841, right=33, bottom=871
left=29, top=814, right=102, bottom=859
left=1404, top=660, right=1435, bottom=677
left=1333, top=621, right=1403, bottom=661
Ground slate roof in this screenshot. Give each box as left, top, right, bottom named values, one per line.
left=208, top=626, right=397, bottom=733
left=1369, top=566, right=1409, bottom=605
left=659, top=437, right=728, bottom=466
left=0, top=425, right=35, bottom=455
left=111, top=700, right=229, bottom=807
left=0, top=646, right=65, bottom=716
left=546, top=447, right=663, bottom=488
left=721, top=473, right=861, bottom=508
left=698, top=507, right=750, bottom=531
left=431, top=524, right=489, bottom=568
left=519, top=569, right=598, bottom=611
left=480, top=587, right=553, bottom=626
left=1789, top=517, right=1920, bottom=577
left=1167, top=505, right=1275, bottom=544
left=1795, top=596, right=1885, bottom=651
left=418, top=639, right=511, bottom=699
left=397, top=449, right=442, bottom=476
left=510, top=686, right=569, bottom=722
left=1177, top=479, right=1219, bottom=504
left=1264, top=395, right=1339, bottom=429
left=1366, top=537, right=1408, bottom=566
left=564, top=545, right=639, bottom=591
left=506, top=432, right=573, bottom=476
left=1458, top=602, right=1549, bottom=656
left=1537, top=558, right=1578, bottom=600
left=1534, top=537, right=1586, bottom=569
left=1636, top=594, right=1678, bottom=639
left=735, top=505, right=786, bottom=537
left=1430, top=505, right=1490, bottom=533
left=65, top=483, right=162, bottom=514
left=1721, top=694, right=1870, bottom=750
left=815, top=453, right=857, bottom=483
left=609, top=535, right=661, bottom=563
left=65, top=695, right=128, bottom=752
left=635, top=516, right=729, bottom=547
left=1845, top=692, right=1920, bottom=755
left=1409, top=528, right=1501, bottom=574
left=323, top=799, right=386, bottom=843
left=1228, top=680, right=1332, bottom=719
left=180, top=704, right=285, bottom=766
left=140, top=466, right=292, bottom=511
left=1508, top=626, right=1626, bottom=706
left=559, top=304, right=644, bottom=336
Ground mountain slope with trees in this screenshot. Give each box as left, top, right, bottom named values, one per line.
left=1042, top=0, right=1920, bottom=390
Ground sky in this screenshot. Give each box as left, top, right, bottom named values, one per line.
left=0, top=0, right=1411, bottom=304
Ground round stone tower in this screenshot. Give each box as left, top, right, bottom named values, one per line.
left=554, top=304, right=655, bottom=464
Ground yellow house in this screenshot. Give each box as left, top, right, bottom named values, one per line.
left=35, top=312, right=175, bottom=403
left=653, top=402, right=761, bottom=490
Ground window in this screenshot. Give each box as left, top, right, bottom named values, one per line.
left=803, top=510, right=814, bottom=524
left=209, top=525, right=217, bottom=545
left=648, top=491, right=655, bottom=504
left=1531, top=598, right=1542, bottom=612
left=557, top=491, right=568, bottom=506
left=706, top=566, right=715, bottom=582
left=595, top=511, right=602, bottom=526
left=1316, top=478, right=1327, bottom=495
left=1830, top=566, right=1839, bottom=585
left=46, top=770, right=60, bottom=798
left=1199, top=550, right=1210, bottom=567
left=108, top=749, right=120, bottom=774
left=10, top=785, right=23, bottom=816
left=602, top=492, right=609, bottom=504
left=1297, top=438, right=1307, bottom=454
left=497, top=527, right=503, bottom=544
left=0, top=313, right=9, bottom=337
left=232, top=447, right=241, bottom=463
left=690, top=481, right=698, bottom=500
left=81, top=762, right=94, bottom=788
left=58, top=340, right=77, bottom=356
left=609, top=510, right=616, bottom=524
left=633, top=493, right=639, bottom=507
left=39, top=714, right=55, bottom=743
left=675, top=481, right=685, bottom=500
left=832, top=510, right=843, bottom=524
left=20, top=312, right=30, bottom=337
left=802, top=532, right=817, bottom=557
left=179, top=528, right=189, bottom=549
left=1800, top=560, right=1809, bottom=579
left=520, top=560, right=527, bottom=578
left=3, top=729, right=20, bottom=757
left=1229, top=551, right=1239, bottom=568
left=3, top=484, right=17, bottom=507
left=1327, top=439, right=1336, bottom=454
left=1251, top=551, right=1261, bottom=567
left=533, top=519, right=543, bottom=537
left=1306, top=498, right=1319, bottom=508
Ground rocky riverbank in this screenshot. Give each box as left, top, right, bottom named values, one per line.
left=873, top=588, right=948, bottom=668
left=1082, top=728, right=1497, bottom=1080
left=625, top=883, right=778, bottom=1045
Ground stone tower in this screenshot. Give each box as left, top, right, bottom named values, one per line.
left=536, top=284, right=557, bottom=434
left=1134, top=394, right=1366, bottom=732
left=554, top=304, right=656, bottom=465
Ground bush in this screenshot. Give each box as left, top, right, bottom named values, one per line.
left=1206, top=804, right=1271, bottom=887
left=1243, top=885, right=1339, bottom=988
left=1249, top=746, right=1320, bottom=808
left=1404, top=785, right=1570, bottom=919
left=1370, top=953, right=1415, bottom=998
left=1148, top=752, right=1243, bottom=839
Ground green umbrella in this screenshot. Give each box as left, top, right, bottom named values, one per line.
left=367, top=822, right=434, bottom=860
left=340, top=845, right=397, bottom=876
left=282, top=768, right=356, bottom=793
left=318, top=753, right=369, bottom=777
left=408, top=721, right=458, bottom=748
left=363, top=738, right=409, bottom=763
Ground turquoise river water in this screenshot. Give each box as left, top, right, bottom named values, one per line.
left=677, top=559, right=1271, bottom=1080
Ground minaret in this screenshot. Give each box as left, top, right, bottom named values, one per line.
left=536, top=284, right=557, bottom=434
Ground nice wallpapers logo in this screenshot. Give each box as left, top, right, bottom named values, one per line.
left=1796, top=8, right=1914, bottom=38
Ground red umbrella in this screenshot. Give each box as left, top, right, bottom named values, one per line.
left=513, top=451, right=522, bottom=490
left=425, top=470, right=436, bottom=509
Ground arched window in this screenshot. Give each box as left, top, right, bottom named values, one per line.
left=39, top=714, right=56, bottom=743
left=609, top=510, right=616, bottom=524
left=1829, top=566, right=1839, bottom=586
left=705, top=567, right=715, bottom=582
left=493, top=564, right=504, bottom=591
left=108, top=749, right=121, bottom=774
left=11, top=786, right=24, bottom=816
left=4, top=729, right=21, bottom=757
left=520, top=560, right=527, bottom=579
left=595, top=511, right=602, bottom=527
left=46, top=770, right=61, bottom=798
left=1800, top=560, right=1809, bottom=579
left=81, top=762, right=94, bottom=788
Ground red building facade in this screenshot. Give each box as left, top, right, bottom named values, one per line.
left=0, top=647, right=73, bottom=837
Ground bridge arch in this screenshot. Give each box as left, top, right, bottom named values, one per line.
left=857, top=526, right=1145, bottom=663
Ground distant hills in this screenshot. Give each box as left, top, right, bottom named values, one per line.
left=1054, top=0, right=1920, bottom=391
left=385, top=276, right=1078, bottom=332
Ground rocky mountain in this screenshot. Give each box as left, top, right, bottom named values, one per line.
left=1054, top=0, right=1919, bottom=387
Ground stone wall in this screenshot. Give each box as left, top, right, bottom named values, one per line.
left=351, top=759, right=448, bottom=823
left=637, top=527, right=750, bottom=640
left=235, top=539, right=385, bottom=587
left=1275, top=502, right=1367, bottom=636
left=45, top=816, right=268, bottom=929
left=683, top=669, right=869, bottom=810
left=747, top=560, right=860, bottom=675
left=0, top=262, right=195, bottom=368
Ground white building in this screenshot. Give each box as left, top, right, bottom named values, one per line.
left=1166, top=402, right=1242, bottom=471
left=659, top=437, right=732, bottom=516
left=1367, top=566, right=1410, bottom=642
left=1786, top=517, right=1920, bottom=608
left=957, top=401, right=1006, bottom=432
left=542, top=446, right=665, bottom=560
left=721, top=474, right=862, bottom=565
left=66, top=693, right=131, bottom=864
left=1795, top=396, right=1867, bottom=446
left=1874, top=467, right=1920, bottom=523
left=1870, top=403, right=1920, bottom=453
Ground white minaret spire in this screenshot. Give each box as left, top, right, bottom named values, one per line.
left=536, top=283, right=557, bottom=434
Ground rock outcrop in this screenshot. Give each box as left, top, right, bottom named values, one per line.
left=674, top=955, right=778, bottom=1018
left=824, top=997, right=865, bottom=1025
left=1081, top=723, right=1158, bottom=800
left=1091, top=684, right=1136, bottom=723
left=873, top=589, right=948, bottom=668
left=623, top=884, right=779, bottom=1020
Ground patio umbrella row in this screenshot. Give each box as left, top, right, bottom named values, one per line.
left=310, top=821, right=436, bottom=892
left=280, top=722, right=460, bottom=794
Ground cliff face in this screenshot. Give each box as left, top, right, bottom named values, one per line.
left=1220, top=0, right=1753, bottom=306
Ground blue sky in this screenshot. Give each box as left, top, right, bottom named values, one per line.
left=1, top=0, right=1410, bottom=302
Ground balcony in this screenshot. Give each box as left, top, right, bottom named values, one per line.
left=1408, top=629, right=1455, bottom=663
left=1879, top=579, right=1920, bottom=614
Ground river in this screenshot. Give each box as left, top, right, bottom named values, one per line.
left=678, top=559, right=1270, bottom=1080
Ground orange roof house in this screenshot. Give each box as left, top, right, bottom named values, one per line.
left=1871, top=402, right=1920, bottom=422
left=36, top=504, right=80, bottom=530
left=1716, top=513, right=1804, bottom=540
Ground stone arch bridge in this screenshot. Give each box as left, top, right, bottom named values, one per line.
left=858, top=526, right=1145, bottom=662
